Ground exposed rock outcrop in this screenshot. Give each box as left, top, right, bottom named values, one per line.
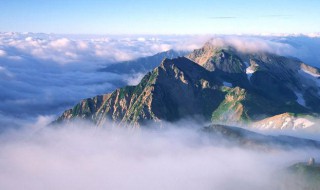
left=56, top=40, right=320, bottom=128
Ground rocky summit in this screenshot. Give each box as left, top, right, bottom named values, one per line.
left=56, top=40, right=320, bottom=128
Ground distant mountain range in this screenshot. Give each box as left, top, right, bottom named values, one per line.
left=56, top=40, right=320, bottom=131
left=100, top=49, right=187, bottom=74
left=203, top=124, right=320, bottom=150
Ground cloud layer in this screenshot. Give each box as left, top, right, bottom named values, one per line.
left=207, top=36, right=294, bottom=55
left=0, top=33, right=206, bottom=64
left=1, top=32, right=320, bottom=130
left=0, top=121, right=317, bottom=190
left=1, top=33, right=320, bottom=189
left=0, top=33, right=208, bottom=129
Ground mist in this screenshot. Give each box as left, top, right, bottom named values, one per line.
left=1, top=33, right=320, bottom=190
left=206, top=36, right=294, bottom=55
left=0, top=119, right=318, bottom=190
left=0, top=33, right=208, bottom=130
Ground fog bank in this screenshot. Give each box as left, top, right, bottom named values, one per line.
left=0, top=120, right=318, bottom=190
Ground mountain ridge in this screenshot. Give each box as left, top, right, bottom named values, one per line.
left=100, top=49, right=187, bottom=74
left=56, top=40, right=320, bottom=129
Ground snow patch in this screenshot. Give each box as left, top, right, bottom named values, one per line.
left=244, top=62, right=255, bottom=80
left=246, top=67, right=255, bottom=80
left=298, top=68, right=320, bottom=96
left=298, top=69, right=320, bottom=87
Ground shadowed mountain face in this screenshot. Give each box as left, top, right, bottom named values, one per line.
left=57, top=57, right=226, bottom=126
left=187, top=42, right=320, bottom=110
left=56, top=41, right=320, bottom=127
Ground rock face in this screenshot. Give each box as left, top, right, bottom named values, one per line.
left=187, top=41, right=320, bottom=125
left=251, top=113, right=316, bottom=130
left=187, top=41, right=320, bottom=112
left=56, top=40, right=320, bottom=127
left=57, top=57, right=226, bottom=126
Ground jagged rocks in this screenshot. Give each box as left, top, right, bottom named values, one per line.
left=56, top=40, right=320, bottom=127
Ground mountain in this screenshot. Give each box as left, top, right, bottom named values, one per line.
left=187, top=41, right=320, bottom=126
left=187, top=41, right=320, bottom=114
left=281, top=160, right=320, bottom=189
left=251, top=112, right=316, bottom=130
left=56, top=40, right=320, bottom=128
left=56, top=57, right=226, bottom=126
left=100, top=49, right=187, bottom=74
left=202, top=124, right=320, bottom=150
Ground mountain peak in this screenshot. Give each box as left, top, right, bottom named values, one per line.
left=186, top=43, right=245, bottom=73
left=56, top=41, right=320, bottom=128
left=202, top=39, right=236, bottom=51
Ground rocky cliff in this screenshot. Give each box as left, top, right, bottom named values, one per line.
left=56, top=40, right=320, bottom=128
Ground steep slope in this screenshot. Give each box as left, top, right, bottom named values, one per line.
left=187, top=41, right=320, bottom=124
left=57, top=57, right=226, bottom=126
left=56, top=40, right=320, bottom=127
left=187, top=44, right=249, bottom=88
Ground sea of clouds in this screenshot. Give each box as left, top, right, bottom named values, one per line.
left=0, top=119, right=318, bottom=190
left=0, top=33, right=209, bottom=128
left=0, top=33, right=319, bottom=127
left=1, top=33, right=320, bottom=190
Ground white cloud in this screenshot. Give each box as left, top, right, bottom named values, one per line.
left=0, top=33, right=202, bottom=64
left=0, top=121, right=317, bottom=190
left=1, top=32, right=320, bottom=130
left=137, top=37, right=146, bottom=42
left=207, top=36, right=295, bottom=55
left=0, top=33, right=214, bottom=67
left=125, top=73, right=145, bottom=85
left=25, top=36, right=33, bottom=41
left=0, top=33, right=320, bottom=189
left=0, top=49, right=6, bottom=56
left=49, top=38, right=71, bottom=48
left=150, top=43, right=172, bottom=52
left=0, top=66, right=14, bottom=79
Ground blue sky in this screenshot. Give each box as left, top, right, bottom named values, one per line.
left=0, top=0, right=319, bottom=34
